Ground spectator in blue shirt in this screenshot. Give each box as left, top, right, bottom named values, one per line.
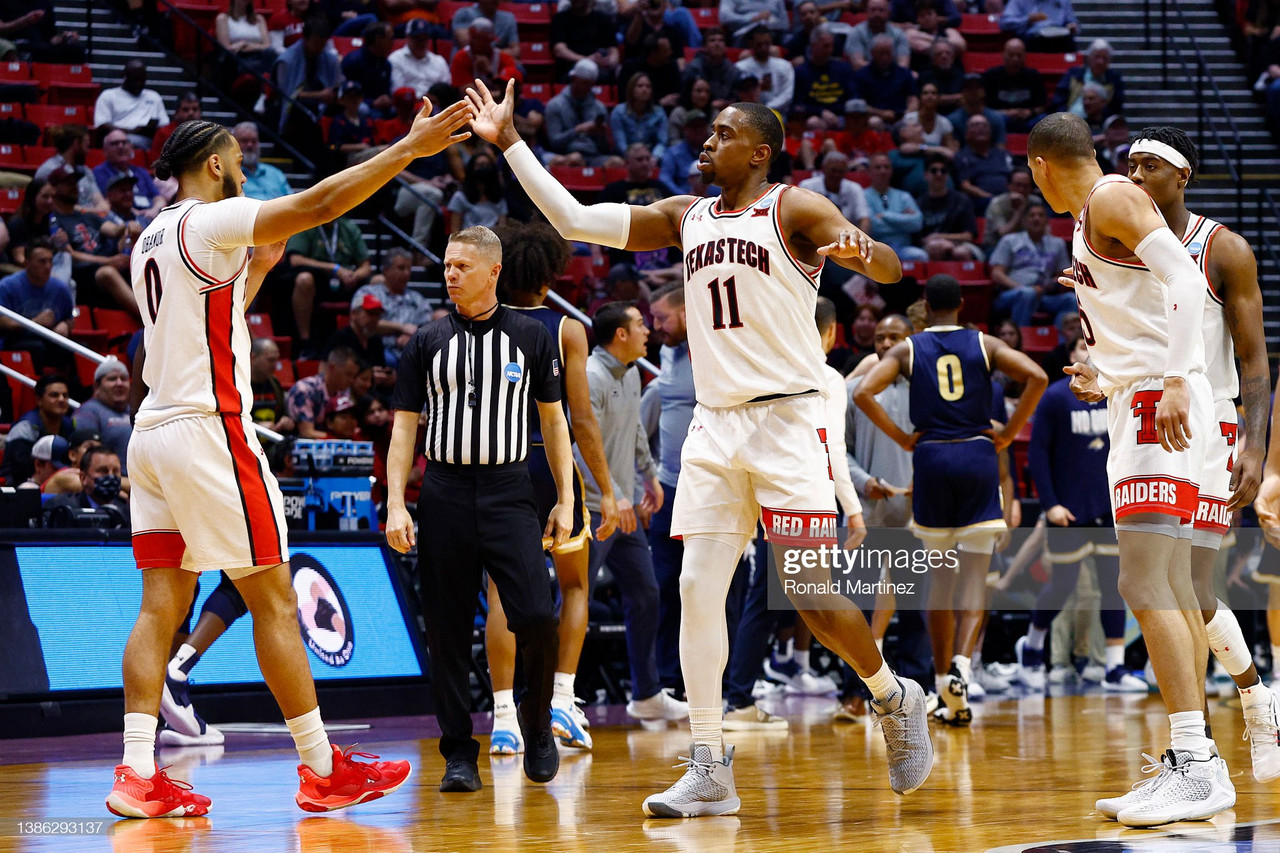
left=234, top=122, right=293, bottom=201
left=0, top=238, right=73, bottom=371
left=947, top=73, right=1008, bottom=148
left=1050, top=39, right=1125, bottom=119
left=891, top=0, right=960, bottom=29
left=851, top=34, right=917, bottom=125
left=718, top=0, right=789, bottom=43
left=989, top=202, right=1072, bottom=327
left=659, top=110, right=708, bottom=195
left=999, top=0, right=1078, bottom=51
left=864, top=153, right=927, bottom=260
left=793, top=25, right=860, bottom=128
left=611, top=72, right=669, bottom=158
left=340, top=20, right=395, bottom=115
left=955, top=114, right=1013, bottom=214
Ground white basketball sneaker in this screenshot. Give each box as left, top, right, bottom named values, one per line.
left=1241, top=684, right=1280, bottom=782
left=1096, top=751, right=1172, bottom=818
left=932, top=665, right=972, bottom=727
left=1115, top=750, right=1235, bottom=827
left=641, top=744, right=740, bottom=818
left=870, top=678, right=934, bottom=795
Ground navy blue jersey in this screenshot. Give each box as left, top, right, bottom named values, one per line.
left=509, top=305, right=572, bottom=445
left=908, top=326, right=994, bottom=441
left=1026, top=378, right=1111, bottom=523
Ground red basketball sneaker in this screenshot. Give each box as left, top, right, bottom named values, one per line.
left=106, top=765, right=212, bottom=818
left=295, top=745, right=411, bottom=812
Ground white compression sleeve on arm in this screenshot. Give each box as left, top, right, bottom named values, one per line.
left=503, top=140, right=632, bottom=249
left=1132, top=226, right=1207, bottom=379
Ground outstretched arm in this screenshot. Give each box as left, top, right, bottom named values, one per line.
left=783, top=186, right=902, bottom=283
left=465, top=78, right=688, bottom=252
left=253, top=99, right=473, bottom=246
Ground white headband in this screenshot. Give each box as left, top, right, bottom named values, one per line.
left=1129, top=139, right=1191, bottom=172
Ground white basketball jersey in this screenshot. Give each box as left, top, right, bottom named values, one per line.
left=679, top=184, right=828, bottom=408
left=132, top=196, right=264, bottom=429
left=1070, top=175, right=1206, bottom=396
left=1183, top=213, right=1236, bottom=401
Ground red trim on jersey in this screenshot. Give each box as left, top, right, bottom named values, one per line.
left=1193, top=496, right=1231, bottom=533
left=1202, top=224, right=1225, bottom=304
left=760, top=506, right=840, bottom=544
left=774, top=185, right=823, bottom=280
left=178, top=204, right=249, bottom=290
left=1112, top=475, right=1198, bottom=522
left=206, top=285, right=242, bottom=413
left=220, top=413, right=285, bottom=566
left=133, top=530, right=187, bottom=569
left=1080, top=178, right=1158, bottom=269
left=712, top=183, right=776, bottom=216
left=1182, top=215, right=1204, bottom=246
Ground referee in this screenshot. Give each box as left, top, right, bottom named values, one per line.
left=386, top=226, right=572, bottom=793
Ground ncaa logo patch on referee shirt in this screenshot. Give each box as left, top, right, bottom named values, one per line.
left=505, top=362, right=523, bottom=382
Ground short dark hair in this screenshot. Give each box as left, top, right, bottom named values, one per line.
left=152, top=120, right=234, bottom=181
left=1027, top=111, right=1096, bottom=164
left=49, top=123, right=88, bottom=154
left=651, top=282, right=684, bottom=307
left=1131, top=125, right=1199, bottom=180
left=25, top=236, right=54, bottom=256
left=923, top=274, right=962, bottom=311
left=924, top=151, right=951, bottom=170
left=35, top=374, right=69, bottom=397
left=592, top=301, right=637, bottom=345
left=301, top=15, right=330, bottom=40
left=815, top=296, right=837, bottom=334
left=727, top=102, right=784, bottom=167
left=80, top=445, right=119, bottom=473
left=327, top=346, right=359, bottom=367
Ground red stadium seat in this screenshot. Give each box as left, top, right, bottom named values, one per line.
left=0, top=62, right=29, bottom=82
left=509, top=2, right=553, bottom=26
left=0, top=102, right=21, bottom=121
left=898, top=259, right=928, bottom=280
left=295, top=358, right=321, bottom=380
left=522, top=83, right=553, bottom=102
left=521, top=41, right=554, bottom=66
left=1005, top=133, right=1028, bottom=156
left=958, top=282, right=992, bottom=326
left=549, top=165, right=609, bottom=192
left=330, top=37, right=364, bottom=57
left=960, top=13, right=1005, bottom=50
left=1020, top=325, right=1058, bottom=353
left=26, top=103, right=90, bottom=128
left=247, top=313, right=275, bottom=337
left=23, top=145, right=54, bottom=169
left=0, top=144, right=24, bottom=172
left=690, top=7, right=719, bottom=28
left=172, top=4, right=221, bottom=60
left=0, top=186, right=22, bottom=215
left=0, top=350, right=37, bottom=415
left=552, top=83, right=616, bottom=107
left=92, top=308, right=141, bottom=342
left=1023, top=52, right=1082, bottom=75
left=929, top=259, right=989, bottom=282
left=31, top=64, right=101, bottom=106
left=274, top=358, right=296, bottom=389
left=1048, top=216, right=1074, bottom=241
left=965, top=52, right=1003, bottom=75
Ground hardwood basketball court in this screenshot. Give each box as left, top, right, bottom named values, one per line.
left=4, top=690, right=1280, bottom=852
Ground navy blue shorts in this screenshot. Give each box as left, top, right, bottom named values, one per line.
left=911, top=438, right=1003, bottom=530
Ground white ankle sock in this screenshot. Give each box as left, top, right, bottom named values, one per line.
left=1026, top=625, right=1048, bottom=652
left=168, top=644, right=200, bottom=681
left=775, top=638, right=793, bottom=663
left=1169, top=710, right=1214, bottom=759
left=1240, top=677, right=1268, bottom=707
left=689, top=707, right=723, bottom=759
left=286, top=708, right=333, bottom=776
left=552, top=673, right=575, bottom=709
left=123, top=712, right=157, bottom=778
left=1272, top=645, right=1280, bottom=676
left=874, top=637, right=884, bottom=653
left=1105, top=644, right=1125, bottom=671
left=952, top=655, right=972, bottom=684
left=494, top=689, right=516, bottom=719
left=795, top=649, right=811, bottom=673
left=862, top=661, right=900, bottom=706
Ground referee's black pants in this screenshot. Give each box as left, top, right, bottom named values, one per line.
left=417, top=462, right=560, bottom=764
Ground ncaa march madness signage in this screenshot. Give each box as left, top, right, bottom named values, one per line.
left=292, top=553, right=355, bottom=667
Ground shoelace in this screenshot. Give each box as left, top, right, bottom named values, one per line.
left=871, top=698, right=910, bottom=752
left=1127, top=752, right=1173, bottom=793
left=339, top=746, right=387, bottom=782
left=153, top=766, right=196, bottom=800
left=1242, top=703, right=1280, bottom=746
left=671, top=752, right=716, bottom=775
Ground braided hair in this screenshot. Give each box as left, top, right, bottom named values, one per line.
left=494, top=219, right=571, bottom=296
left=1131, top=125, right=1199, bottom=180
left=152, top=120, right=233, bottom=182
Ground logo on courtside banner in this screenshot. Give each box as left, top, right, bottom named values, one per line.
left=505, top=362, right=523, bottom=382
left=292, top=554, right=355, bottom=667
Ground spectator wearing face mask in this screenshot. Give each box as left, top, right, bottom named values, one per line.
left=44, top=446, right=131, bottom=526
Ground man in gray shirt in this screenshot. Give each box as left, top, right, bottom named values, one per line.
left=581, top=301, right=687, bottom=721
left=643, top=284, right=696, bottom=691
left=544, top=59, right=624, bottom=168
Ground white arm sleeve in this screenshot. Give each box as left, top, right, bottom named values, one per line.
left=1132, top=226, right=1207, bottom=380
left=504, top=140, right=632, bottom=249
left=825, top=369, right=863, bottom=518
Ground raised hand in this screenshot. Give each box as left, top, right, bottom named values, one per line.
left=404, top=97, right=473, bottom=158
left=465, top=77, right=519, bottom=148
left=817, top=228, right=875, bottom=263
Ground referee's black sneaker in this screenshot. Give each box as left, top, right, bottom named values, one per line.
left=519, top=707, right=560, bottom=783
left=439, top=759, right=482, bottom=792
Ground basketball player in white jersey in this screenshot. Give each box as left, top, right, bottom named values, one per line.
left=1068, top=125, right=1280, bottom=783
left=107, top=101, right=474, bottom=818
left=465, top=78, right=935, bottom=816
left=1028, top=112, right=1235, bottom=826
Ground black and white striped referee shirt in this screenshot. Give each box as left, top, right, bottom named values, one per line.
left=390, top=306, right=562, bottom=465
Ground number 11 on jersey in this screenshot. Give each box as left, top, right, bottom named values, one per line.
left=707, top=276, right=743, bottom=331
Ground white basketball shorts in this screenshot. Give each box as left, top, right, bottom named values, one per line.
left=1106, top=373, right=1212, bottom=524
left=1191, top=398, right=1238, bottom=541
left=129, top=414, right=290, bottom=575
left=671, top=393, right=838, bottom=542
